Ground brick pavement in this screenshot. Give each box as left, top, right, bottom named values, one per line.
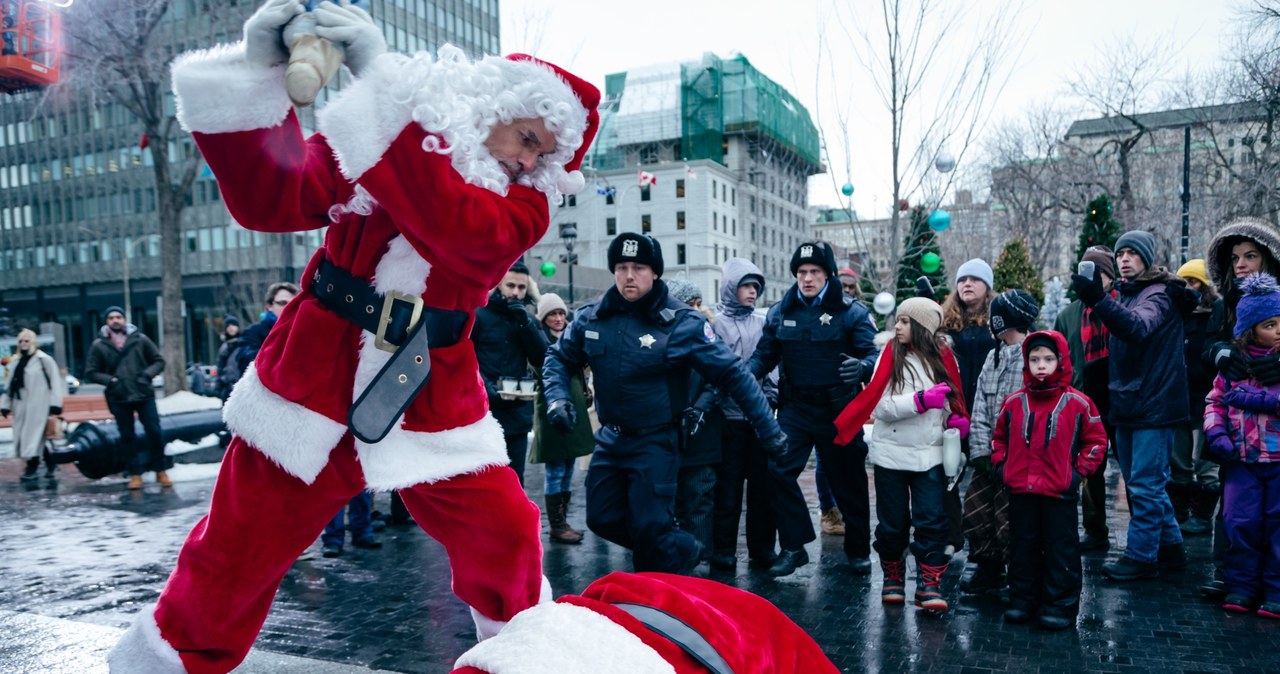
left=0, top=456, right=1275, bottom=673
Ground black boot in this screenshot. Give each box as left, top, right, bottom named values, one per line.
left=20, top=457, right=39, bottom=482
left=1182, top=486, right=1218, bottom=536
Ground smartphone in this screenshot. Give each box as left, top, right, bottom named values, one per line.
left=1078, top=260, right=1095, bottom=281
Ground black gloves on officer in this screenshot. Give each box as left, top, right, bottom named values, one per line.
left=1215, top=345, right=1253, bottom=382
left=1070, top=272, right=1106, bottom=306
left=680, top=407, right=707, bottom=437
left=547, top=399, right=577, bottom=433
left=838, top=355, right=864, bottom=387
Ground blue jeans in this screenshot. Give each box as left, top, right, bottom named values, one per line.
left=1114, top=426, right=1183, bottom=563
left=544, top=459, right=576, bottom=495
left=322, top=491, right=373, bottom=548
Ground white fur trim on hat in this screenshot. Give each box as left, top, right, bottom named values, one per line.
left=955, top=258, right=994, bottom=290
left=455, top=601, right=676, bottom=674
left=223, top=362, right=348, bottom=485
left=470, top=575, right=554, bottom=642
left=106, top=604, right=185, bottom=674
left=171, top=42, right=293, bottom=135
left=319, top=45, right=589, bottom=198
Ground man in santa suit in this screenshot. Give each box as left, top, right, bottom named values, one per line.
left=107, top=1, right=599, bottom=672
left=451, top=572, right=839, bottom=674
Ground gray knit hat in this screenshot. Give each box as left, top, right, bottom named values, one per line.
left=666, top=278, right=703, bottom=305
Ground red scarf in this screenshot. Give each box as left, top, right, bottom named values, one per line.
left=833, top=341, right=967, bottom=445
left=1080, top=306, right=1109, bottom=364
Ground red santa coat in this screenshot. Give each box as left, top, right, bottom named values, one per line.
left=451, top=572, right=839, bottom=674
left=172, top=47, right=590, bottom=489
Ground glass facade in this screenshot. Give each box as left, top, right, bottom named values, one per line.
left=0, top=0, right=499, bottom=375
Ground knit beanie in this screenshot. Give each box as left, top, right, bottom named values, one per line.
left=989, top=289, right=1040, bottom=336
left=223, top=314, right=240, bottom=328
left=607, top=233, right=664, bottom=276
left=1024, top=332, right=1061, bottom=358
left=536, top=293, right=568, bottom=322
left=509, top=260, right=531, bottom=275
left=104, top=305, right=125, bottom=318
left=896, top=297, right=944, bottom=335
left=1114, top=231, right=1157, bottom=269
left=1234, top=273, right=1280, bottom=339
left=666, top=278, right=702, bottom=305
left=955, top=258, right=994, bottom=289
left=789, top=241, right=838, bottom=276
left=1082, top=245, right=1117, bottom=280
left=1176, top=259, right=1210, bottom=286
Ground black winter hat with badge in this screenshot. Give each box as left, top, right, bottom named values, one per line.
left=789, top=241, right=838, bottom=276
left=608, top=233, right=664, bottom=277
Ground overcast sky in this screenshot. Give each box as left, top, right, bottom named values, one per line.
left=499, top=0, right=1241, bottom=216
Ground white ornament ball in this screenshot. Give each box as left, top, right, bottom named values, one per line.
left=935, top=152, right=956, bottom=174
left=873, top=292, right=896, bottom=315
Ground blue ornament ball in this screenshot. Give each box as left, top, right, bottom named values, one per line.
left=841, top=183, right=854, bottom=197
left=928, top=209, right=951, bottom=232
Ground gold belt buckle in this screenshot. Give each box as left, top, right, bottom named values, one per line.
left=375, top=290, right=424, bottom=353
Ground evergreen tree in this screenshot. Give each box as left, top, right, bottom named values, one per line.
left=1077, top=194, right=1122, bottom=261
left=895, top=205, right=948, bottom=303
left=993, top=237, right=1045, bottom=304
left=1038, top=276, right=1072, bottom=329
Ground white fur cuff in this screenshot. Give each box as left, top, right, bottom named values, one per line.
left=171, top=42, right=293, bottom=134
left=317, top=52, right=417, bottom=180
left=456, top=601, right=675, bottom=674
left=106, top=605, right=186, bottom=674
left=469, top=576, right=553, bottom=642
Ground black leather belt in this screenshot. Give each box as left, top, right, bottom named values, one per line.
left=604, top=422, right=677, bottom=437
left=311, top=257, right=468, bottom=443
left=612, top=602, right=734, bottom=674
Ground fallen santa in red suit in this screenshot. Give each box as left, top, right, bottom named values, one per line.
left=451, top=572, right=839, bottom=674
left=107, top=1, right=599, bottom=672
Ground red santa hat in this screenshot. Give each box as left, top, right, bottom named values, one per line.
left=452, top=572, right=839, bottom=674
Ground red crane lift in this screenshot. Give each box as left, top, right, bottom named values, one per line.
left=0, top=1, right=61, bottom=94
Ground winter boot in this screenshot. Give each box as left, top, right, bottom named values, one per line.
left=20, top=457, right=38, bottom=482
left=820, top=508, right=846, bottom=536
left=546, top=493, right=583, bottom=544
left=914, top=563, right=949, bottom=612
left=286, top=34, right=344, bottom=108
left=156, top=471, right=174, bottom=487
left=880, top=559, right=906, bottom=604
left=1258, top=601, right=1280, bottom=619
left=1182, top=486, right=1219, bottom=536
left=1102, top=555, right=1158, bottom=581
left=960, top=562, right=1006, bottom=595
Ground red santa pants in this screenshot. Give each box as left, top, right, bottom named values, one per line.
left=152, top=435, right=543, bottom=674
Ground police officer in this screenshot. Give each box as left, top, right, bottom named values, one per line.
left=543, top=233, right=787, bottom=574
left=748, top=241, right=879, bottom=577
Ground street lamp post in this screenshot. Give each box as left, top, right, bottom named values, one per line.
left=560, top=223, right=577, bottom=305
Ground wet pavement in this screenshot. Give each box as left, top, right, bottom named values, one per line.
left=0, top=449, right=1275, bottom=673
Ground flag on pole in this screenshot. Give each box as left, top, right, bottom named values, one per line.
left=684, top=163, right=698, bottom=180
left=639, top=170, right=657, bottom=187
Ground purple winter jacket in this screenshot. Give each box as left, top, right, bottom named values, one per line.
left=1203, top=347, right=1280, bottom=464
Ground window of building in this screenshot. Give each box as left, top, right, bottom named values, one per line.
left=642, top=214, right=651, bottom=233
left=607, top=216, right=617, bottom=235
left=676, top=179, right=685, bottom=198
left=640, top=185, right=651, bottom=202
left=677, top=243, right=686, bottom=265
left=606, top=192, right=615, bottom=205
left=567, top=195, right=576, bottom=207
left=677, top=211, right=686, bottom=230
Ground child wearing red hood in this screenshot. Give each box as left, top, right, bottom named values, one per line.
left=991, top=330, right=1108, bottom=631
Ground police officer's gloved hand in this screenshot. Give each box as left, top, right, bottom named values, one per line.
left=1070, top=273, right=1106, bottom=306
left=1249, top=352, right=1280, bottom=386
left=1223, top=383, right=1280, bottom=414
left=838, top=355, right=863, bottom=386
left=547, top=399, right=577, bottom=433
left=681, top=407, right=706, bottom=437
left=761, top=430, right=788, bottom=459
left=1215, top=346, right=1251, bottom=382
left=507, top=298, right=529, bottom=325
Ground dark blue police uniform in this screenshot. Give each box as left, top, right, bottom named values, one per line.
left=748, top=277, right=879, bottom=570
left=544, top=282, right=782, bottom=573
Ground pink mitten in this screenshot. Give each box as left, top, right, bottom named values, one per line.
left=914, top=382, right=952, bottom=412
left=946, top=413, right=970, bottom=440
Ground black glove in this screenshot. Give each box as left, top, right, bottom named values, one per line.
left=1215, top=346, right=1252, bottom=382
left=761, top=430, right=788, bottom=458
left=137, top=374, right=153, bottom=386
left=681, top=407, right=706, bottom=437
left=0, top=408, right=8, bottom=419
left=48, top=406, right=62, bottom=416
left=970, top=455, right=991, bottom=476
left=838, top=355, right=864, bottom=386
left=992, top=462, right=1005, bottom=485
left=1249, top=352, right=1280, bottom=386
left=915, top=276, right=935, bottom=299
left=507, top=298, right=529, bottom=325
left=547, top=399, right=577, bottom=433
left=1070, top=273, right=1106, bottom=306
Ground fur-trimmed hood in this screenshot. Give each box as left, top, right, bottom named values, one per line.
left=1207, top=216, right=1280, bottom=297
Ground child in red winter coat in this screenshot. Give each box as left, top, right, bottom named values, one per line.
left=992, top=330, right=1108, bottom=631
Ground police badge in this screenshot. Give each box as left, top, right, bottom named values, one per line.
left=800, top=245, right=813, bottom=259
left=622, top=239, right=640, bottom=257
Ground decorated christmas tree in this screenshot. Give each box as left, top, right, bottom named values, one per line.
left=1038, top=276, right=1073, bottom=329
left=1077, top=194, right=1121, bottom=261
left=993, top=237, right=1044, bottom=304
left=895, top=205, right=948, bottom=303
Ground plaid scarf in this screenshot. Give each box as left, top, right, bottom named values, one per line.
left=1080, top=306, right=1109, bottom=364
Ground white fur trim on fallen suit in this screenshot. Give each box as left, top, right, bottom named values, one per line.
left=223, top=363, right=348, bottom=485
left=470, top=575, right=553, bottom=641
left=318, top=52, right=418, bottom=181
left=455, top=601, right=676, bottom=674
left=171, top=42, right=292, bottom=135
left=106, top=604, right=185, bottom=674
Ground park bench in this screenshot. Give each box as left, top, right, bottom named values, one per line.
left=0, top=394, right=113, bottom=429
